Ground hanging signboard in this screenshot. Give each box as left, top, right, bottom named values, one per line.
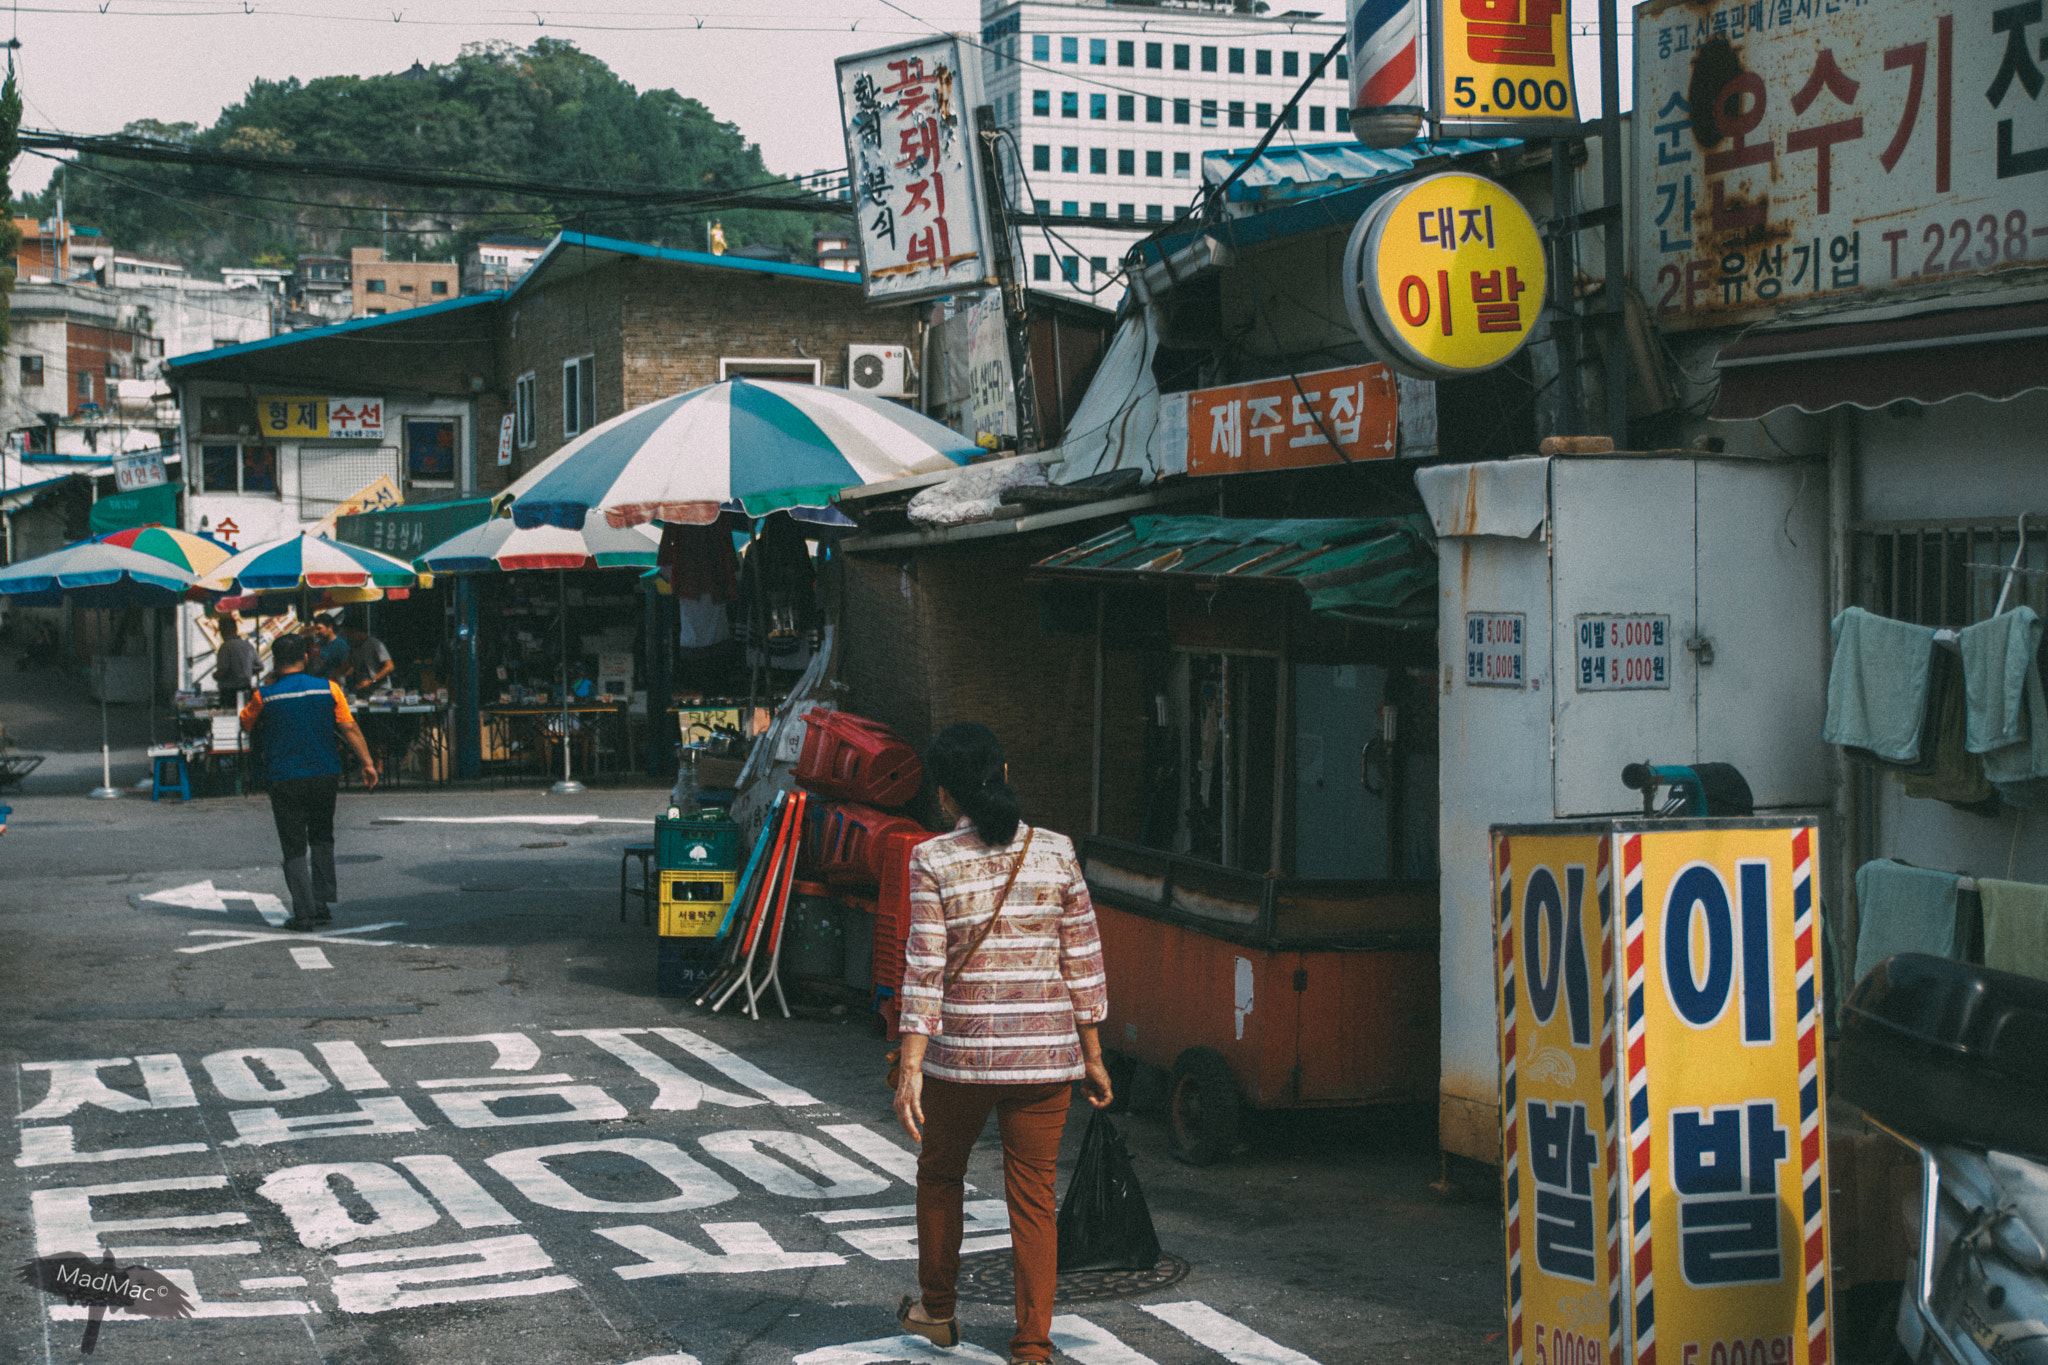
left=1574, top=613, right=1671, bottom=691
left=1178, top=363, right=1398, bottom=476
left=966, top=294, right=1013, bottom=450
left=112, top=450, right=167, bottom=492
left=1432, top=0, right=1582, bottom=136
left=256, top=397, right=385, bottom=441
left=836, top=35, right=997, bottom=306
left=1635, top=0, right=2048, bottom=331
left=1342, top=172, right=1548, bottom=380
left=1466, top=611, right=1526, bottom=687
left=1496, top=820, right=1834, bottom=1365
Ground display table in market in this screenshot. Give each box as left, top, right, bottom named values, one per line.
left=351, top=699, right=452, bottom=788
left=484, top=701, right=631, bottom=781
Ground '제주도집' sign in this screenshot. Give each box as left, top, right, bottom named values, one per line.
left=1635, top=0, right=2048, bottom=330
left=1494, top=821, right=1834, bottom=1365
left=1433, top=0, right=1582, bottom=135
left=1172, top=363, right=1398, bottom=476
left=1343, top=172, right=1548, bottom=380
left=837, top=36, right=996, bottom=306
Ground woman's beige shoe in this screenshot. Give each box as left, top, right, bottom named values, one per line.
left=896, top=1294, right=960, bottom=1348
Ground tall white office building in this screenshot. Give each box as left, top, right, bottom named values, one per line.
left=977, top=0, right=1351, bottom=303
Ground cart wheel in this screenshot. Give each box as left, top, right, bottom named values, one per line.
left=1168, top=1047, right=1240, bottom=1166
left=1102, top=1049, right=1134, bottom=1114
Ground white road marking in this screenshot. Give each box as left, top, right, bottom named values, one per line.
left=328, top=1233, right=579, bottom=1313
left=1052, top=1315, right=1165, bottom=1365
left=557, top=1029, right=767, bottom=1111
left=48, top=1267, right=311, bottom=1319
left=142, top=879, right=289, bottom=925
left=289, top=947, right=332, bottom=970
left=241, top=1276, right=309, bottom=1290
left=418, top=1073, right=575, bottom=1089
left=371, top=814, right=648, bottom=825
left=31, top=1174, right=252, bottom=1257
left=18, top=1055, right=197, bottom=1119
left=818, top=1124, right=975, bottom=1189
left=312, top=1040, right=390, bottom=1091
left=1140, top=1302, right=1324, bottom=1365
left=619, top=1356, right=704, bottom=1365
left=176, top=924, right=409, bottom=955
left=393, top=1154, right=520, bottom=1228
left=14, top=1124, right=209, bottom=1168
left=385, top=1032, right=542, bottom=1070
left=646, top=1027, right=821, bottom=1106
left=599, top=1221, right=846, bottom=1278
left=793, top=1336, right=1006, bottom=1365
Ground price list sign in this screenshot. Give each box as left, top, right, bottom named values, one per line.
left=1575, top=614, right=1670, bottom=692
left=1466, top=611, right=1527, bottom=688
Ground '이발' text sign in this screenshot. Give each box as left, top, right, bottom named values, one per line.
left=1433, top=0, right=1581, bottom=136
left=1184, top=363, right=1399, bottom=476
left=1575, top=613, right=1670, bottom=692
left=837, top=35, right=995, bottom=306
left=1466, top=611, right=1526, bottom=687
left=1635, top=0, right=2048, bottom=329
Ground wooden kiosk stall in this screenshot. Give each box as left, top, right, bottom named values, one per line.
left=1029, top=514, right=1443, bottom=1163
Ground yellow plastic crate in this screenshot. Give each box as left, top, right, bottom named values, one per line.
left=659, top=869, right=737, bottom=937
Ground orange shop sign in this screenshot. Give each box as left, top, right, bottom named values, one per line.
left=1178, top=363, right=1397, bottom=477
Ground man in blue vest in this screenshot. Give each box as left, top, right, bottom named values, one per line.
left=240, top=632, right=380, bottom=930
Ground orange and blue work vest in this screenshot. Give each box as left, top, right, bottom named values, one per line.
left=240, top=673, right=353, bottom=781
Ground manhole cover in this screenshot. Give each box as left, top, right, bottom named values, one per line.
left=954, top=1250, right=1191, bottom=1305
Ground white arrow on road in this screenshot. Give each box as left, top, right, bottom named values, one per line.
left=175, top=922, right=418, bottom=970
left=143, top=879, right=289, bottom=926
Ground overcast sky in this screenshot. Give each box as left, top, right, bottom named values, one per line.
left=10, top=0, right=1625, bottom=195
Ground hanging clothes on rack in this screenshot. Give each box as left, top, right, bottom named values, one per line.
left=736, top=512, right=820, bottom=675
left=661, top=523, right=740, bottom=660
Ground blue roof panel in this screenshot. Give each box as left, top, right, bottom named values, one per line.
left=1203, top=136, right=1524, bottom=204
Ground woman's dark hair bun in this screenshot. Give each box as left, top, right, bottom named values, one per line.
left=926, top=721, right=1022, bottom=847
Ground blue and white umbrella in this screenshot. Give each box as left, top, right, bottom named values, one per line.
left=508, top=377, right=976, bottom=531
left=0, top=539, right=201, bottom=607
left=421, top=517, right=662, bottom=573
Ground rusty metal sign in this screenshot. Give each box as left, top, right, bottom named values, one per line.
left=1634, top=0, right=2048, bottom=331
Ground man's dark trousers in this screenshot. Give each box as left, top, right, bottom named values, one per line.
left=269, top=774, right=339, bottom=922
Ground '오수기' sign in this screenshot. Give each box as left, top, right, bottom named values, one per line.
left=1343, top=172, right=1548, bottom=380
left=837, top=35, right=996, bottom=306
left=1635, top=0, right=2048, bottom=329
left=1176, top=363, right=1399, bottom=476
left=1432, top=0, right=1582, bottom=136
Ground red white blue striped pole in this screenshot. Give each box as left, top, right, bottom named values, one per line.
left=1348, top=0, right=1426, bottom=148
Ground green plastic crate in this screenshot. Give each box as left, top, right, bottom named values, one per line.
left=657, top=815, right=741, bottom=871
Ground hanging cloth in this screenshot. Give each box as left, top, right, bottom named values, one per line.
left=659, top=522, right=740, bottom=604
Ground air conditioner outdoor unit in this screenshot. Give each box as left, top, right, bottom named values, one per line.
left=847, top=344, right=913, bottom=398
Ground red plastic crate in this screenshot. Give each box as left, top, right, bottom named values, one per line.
left=821, top=803, right=926, bottom=887
left=794, top=710, right=924, bottom=808
left=868, top=828, right=925, bottom=994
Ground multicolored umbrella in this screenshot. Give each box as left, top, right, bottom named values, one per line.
left=421, top=517, right=662, bottom=573
left=93, top=525, right=237, bottom=577
left=507, top=377, right=975, bottom=531
left=0, top=540, right=201, bottom=607
left=199, top=533, right=425, bottom=594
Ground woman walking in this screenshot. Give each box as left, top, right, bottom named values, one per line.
left=892, top=722, right=1113, bottom=1365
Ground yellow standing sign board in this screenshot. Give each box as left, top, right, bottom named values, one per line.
left=1495, top=820, right=1833, bottom=1365
left=1342, top=172, right=1546, bottom=381
left=1431, top=0, right=1580, bottom=135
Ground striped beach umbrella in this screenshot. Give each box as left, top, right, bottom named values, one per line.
left=0, top=540, right=200, bottom=606
left=422, top=517, right=662, bottom=573
left=507, top=377, right=975, bottom=531
left=199, top=532, right=424, bottom=594
left=93, top=525, right=237, bottom=577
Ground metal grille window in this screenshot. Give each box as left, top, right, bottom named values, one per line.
left=1855, top=518, right=2048, bottom=627
left=298, top=445, right=397, bottom=518
left=515, top=371, right=536, bottom=448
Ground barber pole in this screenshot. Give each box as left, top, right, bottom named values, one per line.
left=1347, top=0, right=1426, bottom=148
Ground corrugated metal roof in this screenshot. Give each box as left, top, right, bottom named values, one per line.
left=1202, top=137, right=1522, bottom=204
left=1032, top=513, right=1438, bottom=626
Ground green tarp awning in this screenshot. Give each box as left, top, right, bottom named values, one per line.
left=1031, top=513, right=1438, bottom=627
left=334, top=496, right=494, bottom=568
left=88, top=481, right=179, bottom=535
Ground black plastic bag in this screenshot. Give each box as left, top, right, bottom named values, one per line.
left=1055, top=1110, right=1162, bottom=1272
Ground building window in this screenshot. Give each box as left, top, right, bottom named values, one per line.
left=1337, top=54, right=1349, bottom=79
left=1062, top=200, right=1079, bottom=217
left=1175, top=205, right=1191, bottom=220
left=1090, top=256, right=1108, bottom=276
left=1033, top=34, right=1049, bottom=62
left=1201, top=99, right=1217, bottom=127
left=1173, top=44, right=1190, bottom=71
left=1336, top=106, right=1352, bottom=132
left=1090, top=147, right=1107, bottom=174
left=1061, top=35, right=1077, bottom=63
left=1061, top=91, right=1078, bottom=118
left=1146, top=95, right=1163, bottom=122
left=1146, top=204, right=1164, bottom=222
left=1255, top=49, right=1271, bottom=75
left=1090, top=93, right=1106, bottom=119
left=1033, top=89, right=1050, bottom=116
left=104, top=359, right=121, bottom=380
left=365, top=279, right=386, bottom=293
left=1173, top=152, right=1190, bottom=178
left=1255, top=103, right=1272, bottom=128
left=19, top=354, right=41, bottom=386
left=1229, top=101, right=1246, bottom=128
left=1061, top=256, right=1079, bottom=281
left=431, top=279, right=448, bottom=295
left=1177, top=97, right=1193, bottom=125
left=1117, top=94, right=1134, bottom=121
left=406, top=418, right=458, bottom=484
left=1118, top=148, right=1135, bottom=175
left=1146, top=42, right=1162, bottom=69
left=1089, top=38, right=1105, bottom=65
left=1035, top=198, right=1051, bottom=215
left=1229, top=48, right=1245, bottom=74
left=1201, top=46, right=1217, bottom=73
left=1034, top=143, right=1051, bottom=171
left=515, top=371, right=536, bottom=447
left=201, top=444, right=239, bottom=493
left=1146, top=150, right=1163, bottom=177
left=398, top=283, right=415, bottom=294
left=1118, top=203, right=1135, bottom=220
left=1089, top=201, right=1106, bottom=218
left=1284, top=50, right=1299, bottom=78
left=1310, top=105, right=1326, bottom=132
left=1034, top=254, right=1051, bottom=281
left=1117, top=39, right=1133, bottom=67
left=367, top=307, right=386, bottom=317
left=563, top=354, right=596, bottom=438
left=76, top=370, right=93, bottom=401
left=1062, top=145, right=1079, bottom=172
left=1283, top=105, right=1298, bottom=130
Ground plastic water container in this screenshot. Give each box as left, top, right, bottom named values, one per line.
left=820, top=804, right=926, bottom=886
left=794, top=711, right=923, bottom=808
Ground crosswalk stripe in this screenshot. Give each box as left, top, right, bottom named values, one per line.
left=1141, top=1301, right=1323, bottom=1365
left=1053, top=1313, right=1164, bottom=1365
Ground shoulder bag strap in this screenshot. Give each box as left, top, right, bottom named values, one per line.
left=942, top=826, right=1034, bottom=989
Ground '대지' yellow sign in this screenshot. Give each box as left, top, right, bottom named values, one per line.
left=1342, top=172, right=1546, bottom=381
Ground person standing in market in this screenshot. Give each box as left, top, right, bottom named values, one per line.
left=891, top=722, right=1113, bottom=1365
left=213, top=615, right=259, bottom=709
left=342, top=622, right=395, bottom=695
left=240, top=632, right=379, bottom=931
left=306, top=615, right=349, bottom=680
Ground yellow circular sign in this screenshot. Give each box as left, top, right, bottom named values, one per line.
left=1343, top=172, right=1547, bottom=379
